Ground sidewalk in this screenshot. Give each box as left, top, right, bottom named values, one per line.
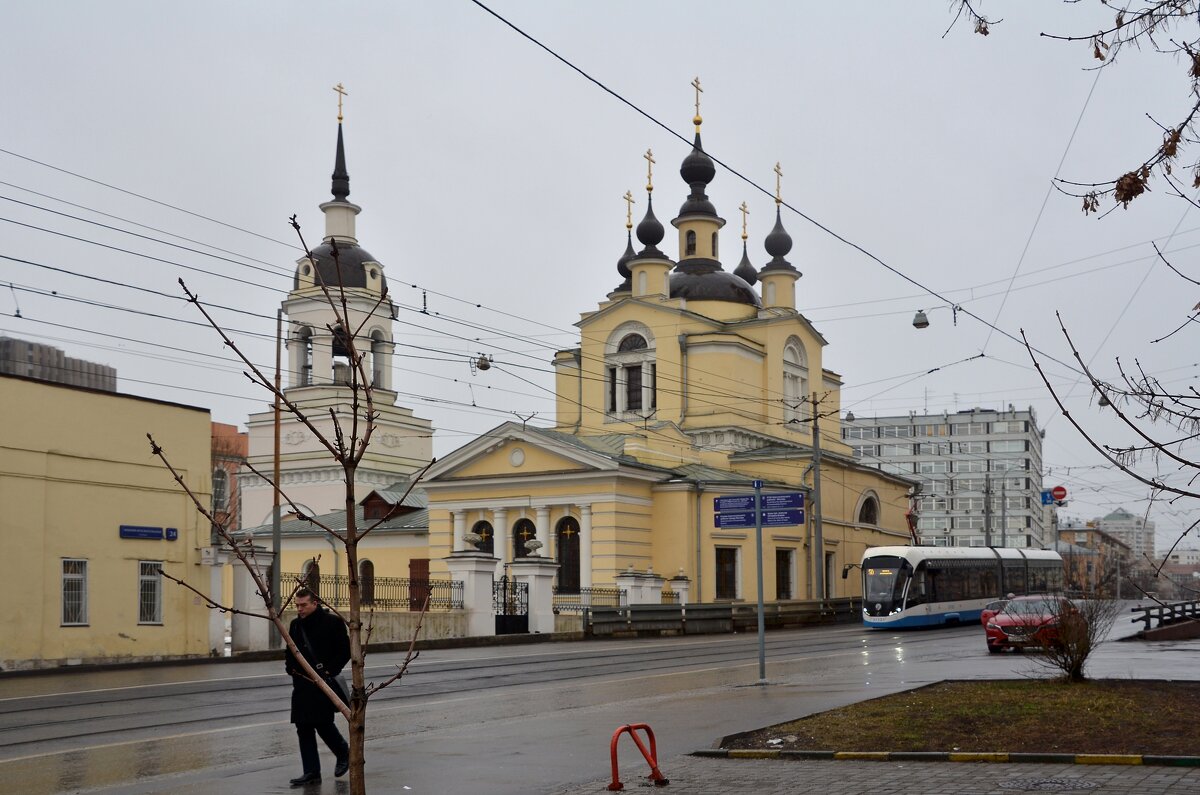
left=556, top=754, right=1200, bottom=794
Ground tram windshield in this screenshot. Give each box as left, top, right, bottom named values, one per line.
left=862, top=555, right=910, bottom=616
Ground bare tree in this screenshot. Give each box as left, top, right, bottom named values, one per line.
left=1029, top=596, right=1123, bottom=683
left=148, top=222, right=429, bottom=795
left=952, top=1, right=1200, bottom=215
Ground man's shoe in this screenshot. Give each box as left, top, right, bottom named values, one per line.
left=334, top=756, right=349, bottom=777
left=289, top=772, right=321, bottom=787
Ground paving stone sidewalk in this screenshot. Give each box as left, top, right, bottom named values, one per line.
left=555, top=755, right=1200, bottom=794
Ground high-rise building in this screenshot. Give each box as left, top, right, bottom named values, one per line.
left=843, top=406, right=1047, bottom=548
left=1094, top=507, right=1154, bottom=563
left=0, top=337, right=116, bottom=392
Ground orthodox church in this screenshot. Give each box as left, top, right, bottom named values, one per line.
left=422, top=101, right=915, bottom=603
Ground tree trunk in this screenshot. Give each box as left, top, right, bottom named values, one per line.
left=348, top=702, right=367, bottom=795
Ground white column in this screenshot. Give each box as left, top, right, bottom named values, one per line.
left=510, top=556, right=560, bottom=634
left=580, top=504, right=593, bottom=590
left=452, top=510, right=467, bottom=552
left=493, top=508, right=508, bottom=571
left=536, top=506, right=551, bottom=559
left=232, top=546, right=274, bottom=652
left=444, top=551, right=499, bottom=637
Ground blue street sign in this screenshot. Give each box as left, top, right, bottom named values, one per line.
left=1040, top=490, right=1054, bottom=506
left=714, top=508, right=805, bottom=529
left=714, top=492, right=805, bottom=513
left=760, top=492, right=804, bottom=510
left=120, top=525, right=164, bottom=540
left=714, top=511, right=756, bottom=528
left=714, top=495, right=755, bottom=512
left=165, top=527, right=178, bottom=541
left=761, top=509, right=805, bottom=527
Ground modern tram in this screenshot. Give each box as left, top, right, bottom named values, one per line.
left=858, top=546, right=1065, bottom=628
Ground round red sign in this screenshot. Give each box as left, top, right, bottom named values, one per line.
left=1051, top=485, right=1067, bottom=501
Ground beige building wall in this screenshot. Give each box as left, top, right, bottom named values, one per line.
left=1, top=375, right=213, bottom=669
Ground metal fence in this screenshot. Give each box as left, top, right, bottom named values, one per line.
left=661, top=589, right=679, bottom=604
left=283, top=573, right=464, bottom=611
left=552, top=585, right=626, bottom=614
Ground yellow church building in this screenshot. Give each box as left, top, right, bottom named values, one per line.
left=423, top=109, right=915, bottom=604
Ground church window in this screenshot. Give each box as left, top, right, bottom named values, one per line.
left=783, top=338, right=808, bottom=425
left=296, top=326, right=314, bottom=386
left=685, top=230, right=697, bottom=256
left=331, top=325, right=352, bottom=385
left=606, top=326, right=656, bottom=419
left=513, top=518, right=537, bottom=558
left=370, top=331, right=387, bottom=387
left=302, top=559, right=320, bottom=598
left=711, top=232, right=718, bottom=258
left=858, top=495, right=879, bottom=525
left=212, top=468, right=228, bottom=513
left=715, top=547, right=739, bottom=600
left=471, top=521, right=495, bottom=555
left=359, top=560, right=375, bottom=605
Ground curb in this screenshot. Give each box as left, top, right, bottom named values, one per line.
left=691, top=749, right=1200, bottom=767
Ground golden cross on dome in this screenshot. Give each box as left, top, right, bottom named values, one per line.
left=691, top=76, right=703, bottom=131
left=644, top=149, right=656, bottom=192
left=623, top=190, right=635, bottom=229
left=333, top=82, right=349, bottom=123
left=774, top=162, right=784, bottom=205
left=739, top=202, right=750, bottom=241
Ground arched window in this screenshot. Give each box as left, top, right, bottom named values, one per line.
left=472, top=520, right=495, bottom=555
left=858, top=495, right=880, bottom=525
left=295, top=326, right=314, bottom=386
left=685, top=230, right=697, bottom=256
left=513, top=518, right=537, bottom=558
left=331, top=324, right=352, bottom=385
left=783, top=338, right=809, bottom=425
left=370, top=330, right=387, bottom=387
left=711, top=231, right=719, bottom=258
left=606, top=324, right=656, bottom=417
left=212, top=468, right=228, bottom=513
left=359, top=559, right=375, bottom=605
left=301, top=559, right=321, bottom=599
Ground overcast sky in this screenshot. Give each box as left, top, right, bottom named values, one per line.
left=4, top=2, right=1197, bottom=548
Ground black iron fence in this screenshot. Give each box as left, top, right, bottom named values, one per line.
left=552, top=585, right=626, bottom=614
left=283, top=572, right=464, bottom=611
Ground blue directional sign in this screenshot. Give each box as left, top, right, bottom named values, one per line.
left=760, top=492, right=804, bottom=510
left=714, top=495, right=755, bottom=512
left=714, top=492, right=804, bottom=513
left=1040, top=490, right=1054, bottom=506
left=714, top=508, right=805, bottom=529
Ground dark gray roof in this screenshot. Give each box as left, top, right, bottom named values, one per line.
left=296, top=240, right=385, bottom=292
left=242, top=505, right=428, bottom=538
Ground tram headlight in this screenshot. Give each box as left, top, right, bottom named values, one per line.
left=874, top=603, right=881, bottom=611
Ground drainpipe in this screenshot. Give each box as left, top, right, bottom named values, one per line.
left=678, top=334, right=689, bottom=424
left=572, top=348, right=583, bottom=433
left=695, top=481, right=705, bottom=601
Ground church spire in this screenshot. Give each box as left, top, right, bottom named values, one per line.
left=330, top=83, right=350, bottom=202
left=733, top=201, right=757, bottom=286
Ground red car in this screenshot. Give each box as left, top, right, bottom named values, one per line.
left=984, top=595, right=1081, bottom=653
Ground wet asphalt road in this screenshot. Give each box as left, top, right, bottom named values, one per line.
left=2, top=607, right=1194, bottom=794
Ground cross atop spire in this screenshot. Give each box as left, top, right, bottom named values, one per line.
left=644, top=149, right=656, bottom=193
left=774, top=162, right=784, bottom=205
left=691, top=76, right=704, bottom=132
left=333, top=82, right=348, bottom=123
left=739, top=201, right=749, bottom=241
left=624, top=190, right=635, bottom=230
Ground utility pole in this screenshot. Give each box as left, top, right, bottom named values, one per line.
left=1000, top=480, right=1007, bottom=548
left=811, top=392, right=825, bottom=601
left=983, top=472, right=993, bottom=547
left=270, top=308, right=283, bottom=648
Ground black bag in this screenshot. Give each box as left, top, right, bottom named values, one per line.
left=296, top=622, right=349, bottom=704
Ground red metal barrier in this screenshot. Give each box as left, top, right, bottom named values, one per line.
left=608, top=723, right=669, bottom=791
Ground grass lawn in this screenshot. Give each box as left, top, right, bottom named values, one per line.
left=723, top=680, right=1200, bottom=756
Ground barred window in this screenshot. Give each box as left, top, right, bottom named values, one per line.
left=139, top=561, right=163, bottom=624
left=62, top=559, right=88, bottom=626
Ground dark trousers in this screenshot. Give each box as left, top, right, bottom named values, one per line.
left=296, top=721, right=349, bottom=775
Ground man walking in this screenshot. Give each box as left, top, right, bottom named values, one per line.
left=285, top=588, right=350, bottom=787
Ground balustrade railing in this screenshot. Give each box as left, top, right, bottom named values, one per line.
left=283, top=572, right=464, bottom=611
left=552, top=585, right=626, bottom=614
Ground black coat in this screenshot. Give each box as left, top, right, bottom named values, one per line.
left=286, top=607, right=350, bottom=725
